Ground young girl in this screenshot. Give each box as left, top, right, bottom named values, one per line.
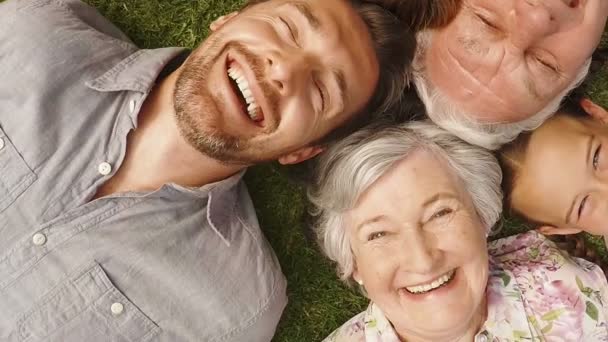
left=500, top=97, right=608, bottom=241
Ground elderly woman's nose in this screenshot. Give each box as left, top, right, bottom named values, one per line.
left=401, top=232, right=438, bottom=274
left=512, top=0, right=559, bottom=48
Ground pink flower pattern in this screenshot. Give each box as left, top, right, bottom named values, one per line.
left=325, top=231, right=608, bottom=342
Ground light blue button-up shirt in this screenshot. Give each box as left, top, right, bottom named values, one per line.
left=0, top=0, right=287, bottom=341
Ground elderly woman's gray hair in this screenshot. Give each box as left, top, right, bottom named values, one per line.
left=411, top=30, right=590, bottom=150
left=308, top=121, right=503, bottom=283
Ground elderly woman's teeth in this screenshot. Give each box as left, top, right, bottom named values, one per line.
left=228, top=64, right=260, bottom=121
left=405, top=270, right=455, bottom=294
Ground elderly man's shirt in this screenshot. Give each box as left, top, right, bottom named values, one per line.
left=0, top=0, right=287, bottom=341
left=325, top=231, right=608, bottom=342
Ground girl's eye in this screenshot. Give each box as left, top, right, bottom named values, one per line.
left=593, top=144, right=602, bottom=170
left=367, top=231, right=386, bottom=241
left=431, top=208, right=453, bottom=220
left=577, top=195, right=589, bottom=220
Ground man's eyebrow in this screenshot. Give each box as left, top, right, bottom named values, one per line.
left=286, top=2, right=321, bottom=31
left=565, top=135, right=594, bottom=224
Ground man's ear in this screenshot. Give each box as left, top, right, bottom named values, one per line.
left=277, top=146, right=324, bottom=165
left=581, top=98, right=608, bottom=124
left=210, top=12, right=239, bottom=32
left=537, top=225, right=583, bottom=236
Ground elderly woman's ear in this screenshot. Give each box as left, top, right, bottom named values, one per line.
left=352, top=270, right=362, bottom=286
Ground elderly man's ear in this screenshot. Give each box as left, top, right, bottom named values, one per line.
left=277, top=146, right=324, bottom=165
left=210, top=12, right=239, bottom=31
left=581, top=98, right=608, bottom=124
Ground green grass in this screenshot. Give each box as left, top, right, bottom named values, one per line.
left=40, top=1, right=608, bottom=340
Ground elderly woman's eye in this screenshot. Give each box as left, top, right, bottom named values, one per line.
left=367, top=231, right=386, bottom=241
left=431, top=208, right=453, bottom=220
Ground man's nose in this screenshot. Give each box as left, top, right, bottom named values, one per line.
left=265, top=51, right=311, bottom=95
left=401, top=231, right=439, bottom=274
left=512, top=0, right=559, bottom=48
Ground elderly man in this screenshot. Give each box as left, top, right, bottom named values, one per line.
left=413, top=0, right=608, bottom=149
left=0, top=0, right=414, bottom=340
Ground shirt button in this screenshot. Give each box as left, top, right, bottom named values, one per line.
left=0, top=137, right=5, bottom=151
left=129, top=99, right=136, bottom=113
left=32, top=233, right=47, bottom=246
left=111, top=302, right=124, bottom=316
left=98, top=162, right=112, bottom=176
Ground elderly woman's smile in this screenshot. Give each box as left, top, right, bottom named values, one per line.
left=346, top=149, right=489, bottom=338
left=402, top=268, right=455, bottom=295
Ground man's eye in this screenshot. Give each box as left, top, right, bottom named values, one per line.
left=593, top=144, right=602, bottom=170
left=578, top=195, right=589, bottom=220
left=431, top=208, right=453, bottom=220
left=367, top=231, right=386, bottom=241
left=279, top=17, right=297, bottom=44
left=316, top=81, right=326, bottom=112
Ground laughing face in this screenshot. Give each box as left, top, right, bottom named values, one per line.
left=347, top=150, right=489, bottom=340
left=173, top=0, right=379, bottom=165
left=424, top=0, right=607, bottom=123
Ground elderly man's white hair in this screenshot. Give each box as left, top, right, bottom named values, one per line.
left=412, top=30, right=591, bottom=150
left=308, top=121, right=502, bottom=284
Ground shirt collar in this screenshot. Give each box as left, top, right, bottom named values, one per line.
left=363, top=303, right=400, bottom=341
left=85, top=47, right=186, bottom=93
left=166, top=170, right=247, bottom=246
left=85, top=46, right=245, bottom=245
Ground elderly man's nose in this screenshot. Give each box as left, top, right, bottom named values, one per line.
left=266, top=52, right=309, bottom=94
left=513, top=0, right=558, bottom=47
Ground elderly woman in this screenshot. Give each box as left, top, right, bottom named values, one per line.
left=308, top=121, right=608, bottom=341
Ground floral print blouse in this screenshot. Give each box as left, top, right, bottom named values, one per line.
left=325, top=231, right=608, bottom=341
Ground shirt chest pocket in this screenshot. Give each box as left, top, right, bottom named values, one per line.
left=15, top=263, right=160, bottom=342
left=0, top=127, right=36, bottom=213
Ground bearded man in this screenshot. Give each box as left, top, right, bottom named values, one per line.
left=0, top=0, right=419, bottom=340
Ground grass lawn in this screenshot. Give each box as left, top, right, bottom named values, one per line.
left=41, top=0, right=608, bottom=340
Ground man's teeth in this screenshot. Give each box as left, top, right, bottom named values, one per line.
left=227, top=65, right=260, bottom=121
left=404, top=270, right=455, bottom=294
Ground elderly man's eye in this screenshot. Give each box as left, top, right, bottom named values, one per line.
left=535, top=56, right=559, bottom=73
left=476, top=13, right=499, bottom=30
left=431, top=208, right=453, bottom=220
left=367, top=231, right=386, bottom=241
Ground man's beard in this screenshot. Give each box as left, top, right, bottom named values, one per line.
left=173, top=35, right=281, bottom=165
